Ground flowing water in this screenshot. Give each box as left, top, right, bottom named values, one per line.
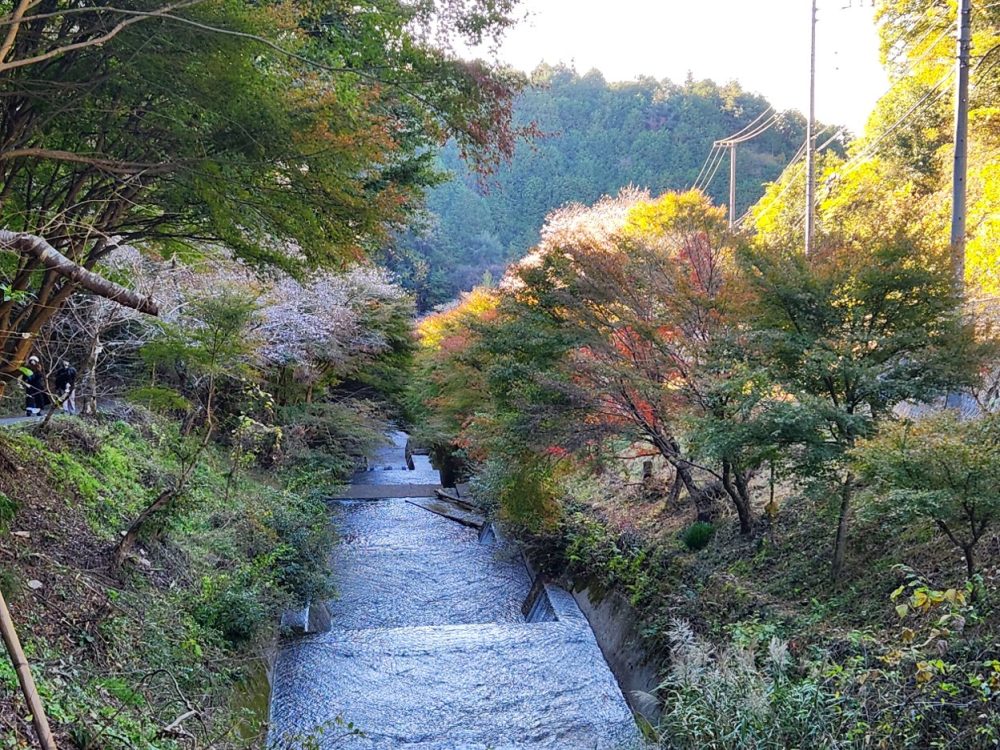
left=268, top=433, right=642, bottom=749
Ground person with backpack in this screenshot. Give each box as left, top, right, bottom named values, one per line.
left=53, top=360, right=78, bottom=414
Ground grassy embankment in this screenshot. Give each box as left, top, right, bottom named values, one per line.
left=0, top=411, right=336, bottom=749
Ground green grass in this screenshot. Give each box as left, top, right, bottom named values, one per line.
left=0, top=414, right=336, bottom=748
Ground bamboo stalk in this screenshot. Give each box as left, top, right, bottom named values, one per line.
left=0, top=590, right=57, bottom=749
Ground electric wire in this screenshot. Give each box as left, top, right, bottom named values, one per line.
left=690, top=143, right=722, bottom=191
left=689, top=106, right=774, bottom=190
left=734, top=135, right=813, bottom=227
left=696, top=144, right=729, bottom=192
left=700, top=147, right=729, bottom=192
left=721, top=105, right=775, bottom=141
left=835, top=69, right=955, bottom=178
left=734, top=14, right=982, bottom=232
left=889, top=22, right=958, bottom=79
left=743, top=65, right=954, bottom=232
left=734, top=123, right=843, bottom=228
left=721, top=111, right=782, bottom=145
left=694, top=112, right=782, bottom=192
left=694, top=144, right=728, bottom=192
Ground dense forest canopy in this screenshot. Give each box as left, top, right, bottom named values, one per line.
left=383, top=64, right=843, bottom=308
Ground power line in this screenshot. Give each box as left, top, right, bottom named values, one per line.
left=691, top=143, right=722, bottom=191
left=736, top=124, right=844, bottom=229
left=693, top=143, right=728, bottom=191
left=720, top=106, right=776, bottom=143
left=743, top=63, right=955, bottom=234
left=689, top=106, right=776, bottom=191
left=696, top=145, right=729, bottom=192
left=722, top=111, right=781, bottom=145
left=702, top=149, right=728, bottom=191
left=835, top=70, right=955, bottom=178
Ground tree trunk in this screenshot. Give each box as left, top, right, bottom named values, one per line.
left=831, top=473, right=854, bottom=581
left=650, top=432, right=719, bottom=522
left=0, top=590, right=57, bottom=750
left=224, top=466, right=237, bottom=505
left=0, top=231, right=157, bottom=314
left=963, top=544, right=975, bottom=580
left=113, top=488, right=176, bottom=569
left=114, top=383, right=214, bottom=571
left=664, top=468, right=682, bottom=506
left=82, top=331, right=101, bottom=416
left=673, top=461, right=718, bottom=523
left=722, top=461, right=753, bottom=536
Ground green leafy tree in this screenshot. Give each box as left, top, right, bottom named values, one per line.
left=854, top=413, right=1000, bottom=579
left=115, top=290, right=259, bottom=568
left=741, top=239, right=985, bottom=579
left=0, top=0, right=527, bottom=387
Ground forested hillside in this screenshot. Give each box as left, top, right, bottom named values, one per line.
left=384, top=65, right=839, bottom=308
left=1, top=0, right=998, bottom=746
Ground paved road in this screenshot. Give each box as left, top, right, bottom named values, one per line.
left=0, top=414, right=44, bottom=427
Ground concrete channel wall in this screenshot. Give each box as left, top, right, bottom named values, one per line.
left=503, top=521, right=663, bottom=727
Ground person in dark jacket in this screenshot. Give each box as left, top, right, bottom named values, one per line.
left=53, top=360, right=78, bottom=414
left=22, top=356, right=49, bottom=416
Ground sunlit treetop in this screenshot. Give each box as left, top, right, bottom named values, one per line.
left=416, top=286, right=499, bottom=350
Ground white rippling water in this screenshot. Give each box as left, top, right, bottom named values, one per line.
left=268, top=432, right=642, bottom=750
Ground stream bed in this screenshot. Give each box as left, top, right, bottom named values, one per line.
left=268, top=433, right=642, bottom=749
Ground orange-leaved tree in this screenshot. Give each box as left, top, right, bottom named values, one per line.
left=485, top=189, right=762, bottom=532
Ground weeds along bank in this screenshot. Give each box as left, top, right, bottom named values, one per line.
left=410, top=189, right=1000, bottom=749
left=480, top=465, right=1000, bottom=749
left=0, top=249, right=415, bottom=746
left=0, top=411, right=344, bottom=747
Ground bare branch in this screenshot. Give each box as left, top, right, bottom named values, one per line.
left=0, top=230, right=158, bottom=315
left=0, top=0, right=40, bottom=65
left=0, top=0, right=202, bottom=74
left=0, top=148, right=178, bottom=175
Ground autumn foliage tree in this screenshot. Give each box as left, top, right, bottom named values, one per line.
left=0, top=0, right=527, bottom=386
left=409, top=287, right=499, bottom=482
left=452, top=190, right=766, bottom=532
left=413, top=183, right=991, bottom=567
left=854, top=413, right=1000, bottom=580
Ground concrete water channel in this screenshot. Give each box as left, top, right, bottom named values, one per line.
left=268, top=432, right=642, bottom=749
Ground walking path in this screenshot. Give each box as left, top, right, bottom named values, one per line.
left=269, top=432, right=642, bottom=749
left=0, top=414, right=43, bottom=427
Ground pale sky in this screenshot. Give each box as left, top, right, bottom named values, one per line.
left=478, top=0, right=891, bottom=133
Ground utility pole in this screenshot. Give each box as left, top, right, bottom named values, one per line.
left=728, top=143, right=736, bottom=227
left=950, top=0, right=972, bottom=290
left=805, top=0, right=817, bottom=255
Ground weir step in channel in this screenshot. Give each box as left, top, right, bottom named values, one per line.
left=269, top=432, right=642, bottom=749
